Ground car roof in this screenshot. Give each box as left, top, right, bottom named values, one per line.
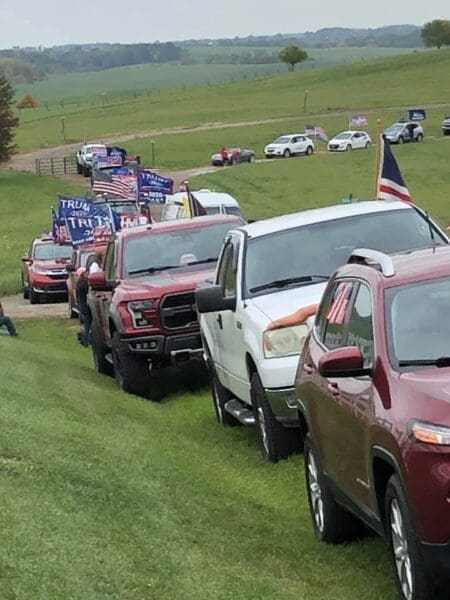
left=236, top=200, right=415, bottom=239
left=117, top=214, right=243, bottom=240
left=337, top=246, right=450, bottom=289
left=166, top=191, right=239, bottom=207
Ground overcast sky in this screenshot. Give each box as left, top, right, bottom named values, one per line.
left=1, top=0, right=448, bottom=48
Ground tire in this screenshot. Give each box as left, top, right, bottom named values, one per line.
left=248, top=154, right=256, bottom=163
left=90, top=319, right=113, bottom=376
left=346, top=144, right=352, bottom=152
left=304, top=434, right=363, bottom=543
left=230, top=157, right=238, bottom=166
left=283, top=148, right=291, bottom=158
left=83, top=165, right=90, bottom=177
left=398, top=136, right=404, bottom=145
left=208, top=365, right=238, bottom=426
left=251, top=373, right=301, bottom=463
left=416, top=134, right=423, bottom=143
left=112, top=331, right=153, bottom=398
left=29, top=288, right=39, bottom=305
left=385, top=475, right=440, bottom=600
left=76, top=162, right=83, bottom=175
left=306, top=146, right=313, bottom=156
left=365, top=141, right=371, bottom=149
left=22, top=276, right=29, bottom=300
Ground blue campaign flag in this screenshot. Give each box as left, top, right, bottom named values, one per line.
left=408, top=108, right=426, bottom=121
left=57, top=195, right=92, bottom=219
left=137, top=169, right=173, bottom=203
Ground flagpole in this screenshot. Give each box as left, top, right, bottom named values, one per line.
left=373, top=118, right=383, bottom=199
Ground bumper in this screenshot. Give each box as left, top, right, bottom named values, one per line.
left=31, top=283, right=68, bottom=295
left=265, top=386, right=298, bottom=425
left=421, top=540, right=450, bottom=586
left=119, top=331, right=203, bottom=363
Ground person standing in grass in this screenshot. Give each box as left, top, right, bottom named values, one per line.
left=76, top=268, right=91, bottom=347
left=0, top=300, right=18, bottom=336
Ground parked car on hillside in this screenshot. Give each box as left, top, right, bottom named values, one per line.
left=327, top=131, right=371, bottom=152
left=442, top=116, right=450, bottom=136
left=196, top=200, right=448, bottom=463
left=211, top=147, right=255, bottom=166
left=161, top=189, right=244, bottom=221
left=21, top=238, right=73, bottom=304
left=264, top=134, right=315, bottom=158
left=88, top=214, right=244, bottom=399
left=296, top=245, right=450, bottom=600
left=66, top=243, right=107, bottom=318
left=383, top=121, right=424, bottom=144
left=76, top=144, right=107, bottom=177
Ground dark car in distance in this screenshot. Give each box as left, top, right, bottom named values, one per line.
left=296, top=245, right=450, bottom=600
left=211, top=147, right=256, bottom=166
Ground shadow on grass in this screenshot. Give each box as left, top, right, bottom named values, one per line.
left=150, top=359, right=209, bottom=402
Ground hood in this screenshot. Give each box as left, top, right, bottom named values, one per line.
left=248, top=282, right=327, bottom=322
left=120, top=265, right=216, bottom=297
left=328, top=137, right=349, bottom=144
left=33, top=259, right=70, bottom=270
left=398, top=369, right=450, bottom=423
left=211, top=153, right=222, bottom=160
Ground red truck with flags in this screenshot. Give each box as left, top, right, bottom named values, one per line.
left=87, top=213, right=244, bottom=399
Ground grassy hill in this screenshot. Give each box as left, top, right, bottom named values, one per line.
left=15, top=48, right=450, bottom=152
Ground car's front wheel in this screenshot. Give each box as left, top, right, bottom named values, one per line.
left=90, top=320, right=113, bottom=376
left=283, top=148, right=291, bottom=158
left=29, top=287, right=39, bottom=305
left=346, top=144, right=352, bottom=151
left=416, top=133, right=423, bottom=143
left=208, top=366, right=238, bottom=426
left=304, top=435, right=362, bottom=543
left=112, top=331, right=154, bottom=399
left=22, top=276, right=29, bottom=300
left=251, top=373, right=300, bottom=463
left=365, top=141, right=371, bottom=149
left=248, top=154, right=256, bottom=163
left=385, top=475, right=441, bottom=600
left=306, top=146, right=314, bottom=155
left=398, top=136, right=404, bottom=144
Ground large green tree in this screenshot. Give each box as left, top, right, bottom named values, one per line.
left=0, top=75, right=19, bottom=163
left=279, top=45, right=308, bottom=71
left=421, top=19, right=450, bottom=49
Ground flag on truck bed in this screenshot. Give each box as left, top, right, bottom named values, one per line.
left=377, top=135, right=412, bottom=203
left=92, top=173, right=133, bottom=199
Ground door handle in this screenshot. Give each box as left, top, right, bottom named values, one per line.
left=216, top=314, right=223, bottom=329
left=303, top=363, right=313, bottom=374
left=327, top=382, right=340, bottom=396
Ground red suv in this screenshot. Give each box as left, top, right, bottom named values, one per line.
left=88, top=215, right=243, bottom=398
left=296, top=246, right=450, bottom=600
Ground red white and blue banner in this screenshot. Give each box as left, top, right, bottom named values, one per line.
left=305, top=125, right=328, bottom=142
left=349, top=114, right=368, bottom=127
left=137, top=169, right=173, bottom=204
left=377, top=135, right=412, bottom=203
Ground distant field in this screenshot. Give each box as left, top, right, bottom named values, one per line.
left=14, top=48, right=450, bottom=152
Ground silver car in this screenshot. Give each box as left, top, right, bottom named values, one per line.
left=383, top=121, right=424, bottom=144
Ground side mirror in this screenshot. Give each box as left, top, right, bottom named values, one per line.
left=195, top=285, right=236, bottom=314
left=318, top=346, right=371, bottom=378
left=89, top=270, right=115, bottom=292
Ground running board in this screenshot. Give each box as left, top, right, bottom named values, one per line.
left=224, top=399, right=255, bottom=426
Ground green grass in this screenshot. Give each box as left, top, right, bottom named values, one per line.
left=0, top=170, right=84, bottom=296
left=0, top=319, right=397, bottom=599
left=14, top=48, right=450, bottom=152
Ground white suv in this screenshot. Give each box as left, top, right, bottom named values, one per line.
left=196, top=200, right=447, bottom=463
left=264, top=134, right=314, bottom=159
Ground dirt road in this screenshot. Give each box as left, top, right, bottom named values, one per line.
left=1, top=294, right=68, bottom=319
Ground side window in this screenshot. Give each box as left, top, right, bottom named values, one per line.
left=103, top=241, right=116, bottom=280
left=346, top=284, right=374, bottom=368
left=217, top=240, right=238, bottom=298
left=321, top=281, right=355, bottom=350
left=292, top=137, right=298, bottom=143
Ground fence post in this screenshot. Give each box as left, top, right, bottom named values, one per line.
left=63, top=157, right=67, bottom=174
left=51, top=158, right=54, bottom=175
left=36, top=159, right=39, bottom=176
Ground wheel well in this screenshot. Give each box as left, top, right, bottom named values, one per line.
left=245, top=353, right=257, bottom=381
left=297, top=410, right=309, bottom=440
left=373, top=457, right=395, bottom=525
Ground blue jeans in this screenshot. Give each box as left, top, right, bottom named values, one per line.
left=80, top=312, right=92, bottom=346
left=0, top=316, right=17, bottom=335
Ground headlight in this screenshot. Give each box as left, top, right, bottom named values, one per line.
left=128, top=300, right=155, bottom=328
left=263, top=324, right=309, bottom=359
left=129, top=300, right=154, bottom=312
left=410, top=421, right=450, bottom=445
left=32, top=267, right=51, bottom=275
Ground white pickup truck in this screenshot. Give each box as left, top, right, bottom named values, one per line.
left=196, top=200, right=448, bottom=462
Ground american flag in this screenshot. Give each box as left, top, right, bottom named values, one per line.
left=327, top=282, right=353, bottom=325
left=305, top=125, right=328, bottom=142
left=92, top=173, right=135, bottom=199
left=349, top=114, right=368, bottom=127
left=376, top=135, right=412, bottom=203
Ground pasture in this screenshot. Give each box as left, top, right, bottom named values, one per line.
left=14, top=48, right=450, bottom=152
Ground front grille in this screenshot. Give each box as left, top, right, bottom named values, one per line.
left=160, top=292, right=198, bottom=330
left=48, top=272, right=68, bottom=280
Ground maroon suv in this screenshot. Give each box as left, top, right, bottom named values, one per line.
left=296, top=246, right=450, bottom=600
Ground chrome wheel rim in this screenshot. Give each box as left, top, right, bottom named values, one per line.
left=307, top=450, right=324, bottom=533
left=257, top=406, right=269, bottom=455
left=390, top=499, right=413, bottom=600
left=213, top=379, right=223, bottom=421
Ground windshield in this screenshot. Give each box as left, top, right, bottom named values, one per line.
left=274, top=136, right=291, bottom=144
left=34, top=244, right=72, bottom=261
left=123, top=222, right=238, bottom=276
left=95, top=202, right=138, bottom=215
left=387, top=124, right=404, bottom=132
left=334, top=132, right=352, bottom=140
left=388, top=277, right=450, bottom=365
left=244, top=209, right=445, bottom=297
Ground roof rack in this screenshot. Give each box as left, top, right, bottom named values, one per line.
left=348, top=248, right=395, bottom=277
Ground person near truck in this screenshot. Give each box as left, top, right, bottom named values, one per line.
left=88, top=250, right=104, bottom=275
left=76, top=268, right=91, bottom=347
left=0, top=301, right=18, bottom=336
left=267, top=304, right=318, bottom=331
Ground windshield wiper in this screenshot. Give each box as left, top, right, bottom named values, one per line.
left=249, top=275, right=329, bottom=294
left=185, top=257, right=217, bottom=266
left=399, top=357, right=450, bottom=368
left=129, top=265, right=179, bottom=276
